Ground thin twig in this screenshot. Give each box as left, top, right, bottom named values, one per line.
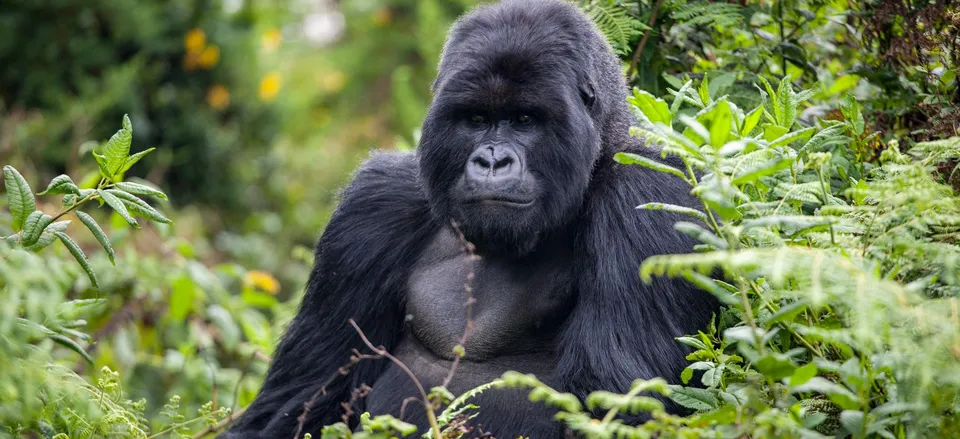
left=347, top=319, right=443, bottom=439
left=293, top=348, right=382, bottom=439
left=626, top=0, right=665, bottom=79
left=441, top=220, right=480, bottom=390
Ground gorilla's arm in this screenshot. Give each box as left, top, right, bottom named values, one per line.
left=561, top=146, right=716, bottom=409
left=224, top=152, right=437, bottom=438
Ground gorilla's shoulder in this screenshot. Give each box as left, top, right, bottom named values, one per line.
left=320, top=151, right=436, bottom=270
left=340, top=151, right=423, bottom=204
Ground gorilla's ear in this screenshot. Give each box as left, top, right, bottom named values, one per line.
left=579, top=82, right=596, bottom=108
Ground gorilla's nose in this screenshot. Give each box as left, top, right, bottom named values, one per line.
left=466, top=145, right=522, bottom=182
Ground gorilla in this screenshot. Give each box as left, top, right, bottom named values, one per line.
left=225, top=0, right=717, bottom=437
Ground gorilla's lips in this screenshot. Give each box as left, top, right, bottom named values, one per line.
left=461, top=196, right=535, bottom=208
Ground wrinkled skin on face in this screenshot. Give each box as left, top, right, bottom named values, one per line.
left=416, top=1, right=624, bottom=255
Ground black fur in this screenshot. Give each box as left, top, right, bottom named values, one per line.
left=223, top=1, right=717, bottom=437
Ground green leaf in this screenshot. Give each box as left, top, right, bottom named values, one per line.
left=677, top=336, right=709, bottom=350
left=93, top=149, right=114, bottom=179
left=768, top=126, right=816, bottom=148
left=170, top=276, right=197, bottom=322
left=839, top=410, right=865, bottom=436
left=77, top=211, right=115, bottom=265
left=681, top=367, right=694, bottom=384
left=637, top=203, right=708, bottom=223
left=97, top=189, right=139, bottom=228
left=786, top=363, right=818, bottom=387
left=23, top=221, right=70, bottom=252
left=114, top=181, right=168, bottom=200
left=790, top=377, right=859, bottom=409
left=629, top=89, right=672, bottom=126
left=50, top=333, right=95, bottom=364
left=668, top=386, right=719, bottom=411
left=105, top=189, right=172, bottom=224
left=614, top=152, right=688, bottom=180
left=754, top=353, right=797, bottom=380
left=22, top=211, right=54, bottom=247
left=675, top=221, right=727, bottom=249
left=670, top=80, right=695, bottom=114
left=826, top=75, right=860, bottom=96
left=766, top=301, right=810, bottom=326
left=731, top=156, right=793, bottom=185
left=704, top=100, right=734, bottom=148
left=38, top=174, right=81, bottom=196
left=3, top=165, right=36, bottom=231
left=116, top=148, right=156, bottom=176
left=762, top=124, right=790, bottom=142
left=54, top=231, right=99, bottom=289
left=741, top=106, right=763, bottom=136
left=101, top=114, right=133, bottom=175
left=840, top=95, right=865, bottom=136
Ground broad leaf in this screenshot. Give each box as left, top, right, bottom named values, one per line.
left=101, top=114, right=133, bottom=174
left=38, top=174, right=80, bottom=196
left=3, top=165, right=36, bottom=231
left=116, top=148, right=156, bottom=176
left=629, top=89, right=672, bottom=126
left=21, top=211, right=54, bottom=247
left=668, top=386, right=719, bottom=411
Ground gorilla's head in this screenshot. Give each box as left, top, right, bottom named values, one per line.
left=417, top=0, right=633, bottom=255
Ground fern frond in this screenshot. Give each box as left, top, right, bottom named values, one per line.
left=671, top=1, right=743, bottom=28
left=581, top=0, right=650, bottom=55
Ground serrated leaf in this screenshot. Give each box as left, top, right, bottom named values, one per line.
left=77, top=211, right=115, bottom=265
left=116, top=147, right=156, bottom=176
left=614, top=152, right=688, bottom=180
left=629, top=89, right=672, bottom=126
left=102, top=114, right=133, bottom=174
left=731, top=156, right=793, bottom=185
left=637, top=203, right=708, bottom=223
left=769, top=126, right=816, bottom=148
left=97, top=189, right=139, bottom=228
left=22, top=211, right=54, bottom=247
left=93, top=149, right=114, bottom=179
left=38, top=174, right=81, bottom=196
left=54, top=231, right=99, bottom=289
left=106, top=189, right=172, bottom=224
left=3, top=165, right=36, bottom=231
left=114, top=181, right=168, bottom=200
left=668, top=386, right=719, bottom=411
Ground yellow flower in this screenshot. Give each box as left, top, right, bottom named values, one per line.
left=262, top=28, right=282, bottom=52
left=185, top=28, right=206, bottom=54
left=259, top=72, right=282, bottom=101
left=198, top=45, right=220, bottom=69
left=371, top=7, right=392, bottom=27
left=206, top=84, right=230, bottom=110
left=244, top=270, right=280, bottom=295
left=320, top=70, right=346, bottom=92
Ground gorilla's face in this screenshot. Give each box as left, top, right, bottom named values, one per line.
left=417, top=37, right=602, bottom=255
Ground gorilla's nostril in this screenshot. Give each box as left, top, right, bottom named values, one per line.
left=471, top=156, right=492, bottom=169
left=493, top=156, right=514, bottom=170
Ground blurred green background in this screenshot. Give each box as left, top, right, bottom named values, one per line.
left=1, top=0, right=957, bottom=435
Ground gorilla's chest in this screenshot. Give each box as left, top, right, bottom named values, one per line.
left=405, top=227, right=576, bottom=362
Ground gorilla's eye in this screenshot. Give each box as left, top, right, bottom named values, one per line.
left=516, top=114, right=533, bottom=125
left=469, top=114, right=487, bottom=124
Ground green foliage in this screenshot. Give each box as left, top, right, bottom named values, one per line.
left=1, top=116, right=297, bottom=438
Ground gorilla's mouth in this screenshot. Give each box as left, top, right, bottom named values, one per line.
left=462, top=196, right=535, bottom=208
